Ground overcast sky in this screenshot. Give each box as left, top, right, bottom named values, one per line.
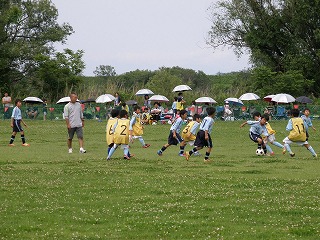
left=52, top=0, right=250, bottom=76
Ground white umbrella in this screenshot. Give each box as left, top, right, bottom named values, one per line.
left=239, top=93, right=260, bottom=101
left=263, top=94, right=276, bottom=102
left=224, top=97, right=244, bottom=106
left=23, top=97, right=43, bottom=104
left=149, top=95, right=169, bottom=102
left=172, top=84, right=192, bottom=92
left=135, top=89, right=154, bottom=96
left=57, top=96, right=80, bottom=104
left=96, top=94, right=115, bottom=103
left=271, top=93, right=295, bottom=103
left=195, top=97, right=217, bottom=104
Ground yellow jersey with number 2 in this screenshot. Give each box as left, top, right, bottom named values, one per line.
left=114, top=118, right=130, bottom=144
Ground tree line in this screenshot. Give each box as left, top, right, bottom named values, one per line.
left=1, top=0, right=319, bottom=104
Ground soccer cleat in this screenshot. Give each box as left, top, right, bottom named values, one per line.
left=270, top=152, right=275, bottom=156
left=79, top=149, right=86, bottom=153
left=290, top=152, right=295, bottom=157
left=282, top=148, right=286, bottom=155
left=178, top=153, right=185, bottom=157
left=203, top=159, right=212, bottom=163
left=123, top=155, right=130, bottom=160
left=185, top=152, right=190, bottom=161
left=106, top=157, right=110, bottom=161
left=68, top=148, right=73, bottom=154
left=142, top=144, right=151, bottom=148
left=8, top=143, right=15, bottom=147
left=313, top=154, right=318, bottom=158
left=157, top=150, right=162, bottom=156
left=22, top=143, right=30, bottom=147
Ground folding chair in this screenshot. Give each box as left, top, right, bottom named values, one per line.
left=274, top=106, right=287, bottom=120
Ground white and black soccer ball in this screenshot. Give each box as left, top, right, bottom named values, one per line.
left=256, top=148, right=265, bottom=156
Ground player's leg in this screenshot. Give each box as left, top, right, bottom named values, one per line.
left=304, top=143, right=317, bottom=157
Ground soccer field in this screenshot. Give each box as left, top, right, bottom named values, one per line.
left=1, top=119, right=320, bottom=239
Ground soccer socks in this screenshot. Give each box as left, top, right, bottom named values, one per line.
left=273, top=141, right=284, bottom=148
left=138, top=137, right=146, bottom=146
left=179, top=145, right=185, bottom=155
left=204, top=152, right=210, bottom=160
left=284, top=143, right=293, bottom=154
left=123, top=147, right=129, bottom=157
left=257, top=144, right=262, bottom=149
left=307, top=146, right=317, bottom=156
left=159, top=146, right=167, bottom=154
left=9, top=135, right=15, bottom=144
left=265, top=144, right=273, bottom=153
left=107, top=145, right=117, bottom=159
left=189, top=147, right=198, bottom=156
left=21, top=134, right=26, bottom=144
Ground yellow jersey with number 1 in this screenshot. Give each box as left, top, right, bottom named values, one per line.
left=288, top=118, right=307, bottom=141
left=114, top=118, right=130, bottom=144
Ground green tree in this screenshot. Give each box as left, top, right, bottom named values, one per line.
left=93, top=65, right=116, bottom=78
left=207, top=0, right=320, bottom=95
left=0, top=0, right=73, bottom=94
left=145, top=70, right=182, bottom=101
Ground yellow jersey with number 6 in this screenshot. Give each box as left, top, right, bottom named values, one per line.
left=106, top=117, right=118, bottom=145
left=114, top=118, right=130, bottom=144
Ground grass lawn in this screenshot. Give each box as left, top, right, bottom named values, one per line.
left=1, top=119, right=320, bottom=239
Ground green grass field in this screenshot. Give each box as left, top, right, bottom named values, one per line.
left=1, top=119, right=320, bottom=239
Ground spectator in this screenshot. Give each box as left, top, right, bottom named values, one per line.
left=114, top=92, right=121, bottom=106
left=2, top=92, right=12, bottom=119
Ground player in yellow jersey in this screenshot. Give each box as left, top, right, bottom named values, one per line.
left=282, top=109, right=317, bottom=157
left=263, top=113, right=284, bottom=155
left=106, top=108, right=120, bottom=155
left=107, top=110, right=132, bottom=160
left=129, top=105, right=150, bottom=148
left=181, top=114, right=201, bottom=157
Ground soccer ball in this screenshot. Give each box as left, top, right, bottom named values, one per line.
left=256, top=148, right=265, bottom=156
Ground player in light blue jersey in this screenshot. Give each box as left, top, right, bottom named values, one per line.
left=240, top=114, right=269, bottom=155
left=185, top=107, right=216, bottom=163
left=301, top=108, right=316, bottom=140
left=157, top=110, right=188, bottom=156
left=8, top=99, right=29, bottom=146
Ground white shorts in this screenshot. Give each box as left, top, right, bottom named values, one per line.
left=187, top=140, right=195, bottom=146
left=267, top=134, right=275, bottom=143
left=283, top=137, right=308, bottom=146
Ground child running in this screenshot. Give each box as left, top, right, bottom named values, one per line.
left=240, top=113, right=269, bottom=155
left=129, top=105, right=150, bottom=148
left=282, top=108, right=317, bottom=157
left=181, top=113, right=201, bottom=157
left=185, top=107, right=216, bottom=163
left=106, top=108, right=120, bottom=156
left=301, top=108, right=316, bottom=140
left=107, top=110, right=131, bottom=160
left=264, top=113, right=284, bottom=155
left=8, top=99, right=30, bottom=146
left=157, top=109, right=188, bottom=156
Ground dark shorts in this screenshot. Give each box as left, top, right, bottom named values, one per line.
left=68, top=127, right=83, bottom=140
left=168, top=130, right=183, bottom=145
left=13, top=119, right=23, bottom=132
left=249, top=132, right=262, bottom=143
left=194, top=130, right=212, bottom=148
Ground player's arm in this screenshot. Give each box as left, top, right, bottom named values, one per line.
left=240, top=121, right=247, bottom=128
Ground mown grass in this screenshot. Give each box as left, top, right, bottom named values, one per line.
left=0, top=119, right=320, bottom=239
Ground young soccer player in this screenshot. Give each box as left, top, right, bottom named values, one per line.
left=263, top=113, right=284, bottom=155
left=157, top=109, right=188, bottom=156
left=301, top=108, right=316, bottom=140
left=106, top=108, right=120, bottom=155
left=107, top=110, right=131, bottom=160
left=240, top=113, right=269, bottom=155
left=129, top=105, right=150, bottom=148
left=282, top=109, right=317, bottom=157
left=185, top=107, right=216, bottom=163
left=181, top=113, right=201, bottom=157
left=8, top=99, right=30, bottom=146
